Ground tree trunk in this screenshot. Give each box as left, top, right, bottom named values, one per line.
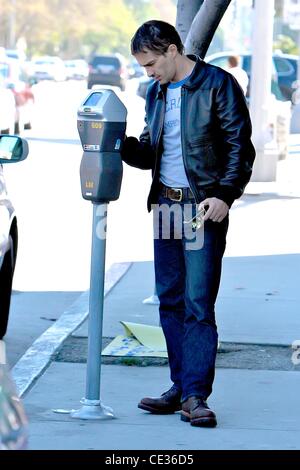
left=184, top=0, right=232, bottom=58
left=176, top=0, right=204, bottom=45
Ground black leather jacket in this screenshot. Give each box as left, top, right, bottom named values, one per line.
left=121, top=55, right=256, bottom=212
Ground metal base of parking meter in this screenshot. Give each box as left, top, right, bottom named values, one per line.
left=71, top=399, right=114, bottom=420
left=71, top=202, right=114, bottom=420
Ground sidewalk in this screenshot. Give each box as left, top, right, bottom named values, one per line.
left=13, top=149, right=300, bottom=450
left=23, top=364, right=300, bottom=450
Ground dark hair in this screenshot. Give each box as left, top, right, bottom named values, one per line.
left=131, top=20, right=184, bottom=56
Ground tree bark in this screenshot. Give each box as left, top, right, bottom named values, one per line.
left=176, top=0, right=204, bottom=45
left=184, top=0, right=232, bottom=58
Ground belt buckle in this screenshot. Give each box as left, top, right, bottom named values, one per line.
left=169, top=188, right=183, bottom=202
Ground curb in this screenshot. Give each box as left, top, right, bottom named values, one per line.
left=12, top=262, right=132, bottom=397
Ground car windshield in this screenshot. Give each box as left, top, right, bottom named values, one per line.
left=91, top=57, right=120, bottom=68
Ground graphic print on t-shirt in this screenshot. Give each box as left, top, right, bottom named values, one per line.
left=160, top=81, right=190, bottom=188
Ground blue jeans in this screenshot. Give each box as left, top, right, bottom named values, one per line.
left=153, top=195, right=228, bottom=402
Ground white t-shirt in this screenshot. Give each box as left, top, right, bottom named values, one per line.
left=160, top=78, right=190, bottom=188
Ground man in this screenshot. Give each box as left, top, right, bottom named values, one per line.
left=121, top=20, right=255, bottom=427
left=226, top=55, right=249, bottom=96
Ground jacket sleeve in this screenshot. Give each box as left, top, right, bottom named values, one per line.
left=121, top=116, right=155, bottom=171
left=213, top=73, right=256, bottom=207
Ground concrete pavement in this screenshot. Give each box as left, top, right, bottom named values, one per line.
left=20, top=257, right=300, bottom=450
left=24, top=364, right=300, bottom=450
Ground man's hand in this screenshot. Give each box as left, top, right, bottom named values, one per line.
left=199, top=197, right=229, bottom=223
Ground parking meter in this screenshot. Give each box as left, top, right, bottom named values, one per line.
left=77, top=90, right=127, bottom=203
left=67, top=90, right=127, bottom=421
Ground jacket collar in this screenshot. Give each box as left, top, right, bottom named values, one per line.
left=183, top=55, right=206, bottom=89
left=155, top=55, right=206, bottom=99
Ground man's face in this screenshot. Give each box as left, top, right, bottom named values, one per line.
left=134, top=47, right=176, bottom=85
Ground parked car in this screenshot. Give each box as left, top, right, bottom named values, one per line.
left=0, top=135, right=29, bottom=339
left=0, top=58, right=35, bottom=134
left=64, top=59, right=89, bottom=80
left=30, top=56, right=67, bottom=82
left=127, top=59, right=144, bottom=79
left=4, top=49, right=26, bottom=62
left=87, top=54, right=128, bottom=91
left=205, top=51, right=299, bottom=101
left=290, top=102, right=300, bottom=133
left=0, top=84, right=16, bottom=134
left=136, top=51, right=299, bottom=102
left=136, top=76, right=154, bottom=99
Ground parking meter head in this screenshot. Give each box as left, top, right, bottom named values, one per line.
left=77, top=90, right=127, bottom=203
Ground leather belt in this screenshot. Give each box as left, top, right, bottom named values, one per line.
left=159, top=183, right=195, bottom=202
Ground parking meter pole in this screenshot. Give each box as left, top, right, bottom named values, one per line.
left=60, top=89, right=127, bottom=421
left=71, top=202, right=114, bottom=420
left=85, top=202, right=106, bottom=400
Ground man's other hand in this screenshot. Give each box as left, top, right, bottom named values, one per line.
left=199, top=197, right=229, bottom=223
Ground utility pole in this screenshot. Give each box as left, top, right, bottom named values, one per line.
left=9, top=0, right=17, bottom=48
left=250, top=0, right=279, bottom=181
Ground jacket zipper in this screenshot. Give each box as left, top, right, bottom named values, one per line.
left=180, top=87, right=199, bottom=204
left=153, top=93, right=166, bottom=181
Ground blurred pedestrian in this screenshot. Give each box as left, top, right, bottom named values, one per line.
left=227, top=55, right=249, bottom=95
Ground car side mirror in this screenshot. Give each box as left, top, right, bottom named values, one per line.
left=0, top=135, right=29, bottom=164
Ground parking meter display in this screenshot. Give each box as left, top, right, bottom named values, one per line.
left=83, top=92, right=103, bottom=107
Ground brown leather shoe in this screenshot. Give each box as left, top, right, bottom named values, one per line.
left=181, top=396, right=217, bottom=427
left=138, top=386, right=182, bottom=414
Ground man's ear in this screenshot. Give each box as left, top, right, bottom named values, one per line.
left=168, top=44, right=178, bottom=57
